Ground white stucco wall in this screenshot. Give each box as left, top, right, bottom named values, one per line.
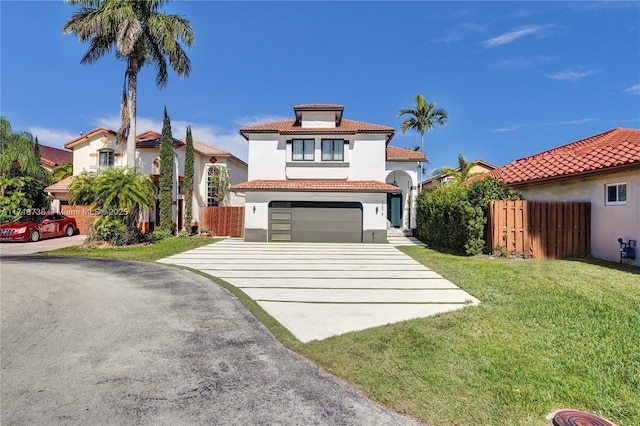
left=518, top=169, right=640, bottom=266
left=71, top=132, right=125, bottom=174
left=300, top=111, right=336, bottom=128
left=385, top=164, right=419, bottom=229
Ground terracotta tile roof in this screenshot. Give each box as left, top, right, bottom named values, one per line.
left=239, top=118, right=395, bottom=137
left=44, top=175, right=75, bottom=193
left=64, top=127, right=116, bottom=148
left=491, top=128, right=640, bottom=185
left=39, top=144, right=72, bottom=168
left=386, top=146, right=426, bottom=161
left=231, top=179, right=402, bottom=193
left=293, top=104, right=344, bottom=111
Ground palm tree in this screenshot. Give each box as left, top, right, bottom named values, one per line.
left=432, top=154, right=478, bottom=185
left=93, top=167, right=156, bottom=213
left=398, top=94, right=448, bottom=192
left=63, top=0, right=195, bottom=171
left=52, top=163, right=73, bottom=183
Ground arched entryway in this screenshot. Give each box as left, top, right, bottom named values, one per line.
left=385, top=170, right=413, bottom=229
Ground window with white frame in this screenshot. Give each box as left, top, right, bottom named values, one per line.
left=321, top=139, right=344, bottom=161
left=292, top=139, right=314, bottom=161
left=98, top=150, right=114, bottom=169
left=605, top=182, right=627, bottom=205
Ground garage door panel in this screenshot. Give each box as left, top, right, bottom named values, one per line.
left=269, top=202, right=362, bottom=243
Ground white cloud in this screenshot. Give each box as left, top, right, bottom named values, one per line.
left=494, top=124, right=524, bottom=132
left=557, top=118, right=596, bottom=125
left=624, top=84, right=640, bottom=95
left=483, top=25, right=543, bottom=47
left=92, top=115, right=249, bottom=162
left=489, top=55, right=554, bottom=69
left=433, top=22, right=485, bottom=44
left=234, top=114, right=289, bottom=127
left=27, top=127, right=78, bottom=149
left=544, top=69, right=595, bottom=81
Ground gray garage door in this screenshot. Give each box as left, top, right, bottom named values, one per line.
left=269, top=201, right=363, bottom=242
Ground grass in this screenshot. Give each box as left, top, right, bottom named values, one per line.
left=42, top=236, right=218, bottom=262
left=297, top=248, right=640, bottom=426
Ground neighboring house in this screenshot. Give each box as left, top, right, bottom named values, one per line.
left=39, top=144, right=72, bottom=172
left=491, top=127, right=640, bottom=266
left=45, top=127, right=247, bottom=232
left=422, top=159, right=498, bottom=189
left=230, top=104, right=425, bottom=243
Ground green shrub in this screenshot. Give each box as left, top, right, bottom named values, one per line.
left=416, top=176, right=519, bottom=255
left=91, top=216, right=126, bottom=245
left=149, top=228, right=173, bottom=242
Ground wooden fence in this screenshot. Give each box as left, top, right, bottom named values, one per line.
left=200, top=206, right=244, bottom=237
left=486, top=200, right=591, bottom=259
left=60, top=204, right=100, bottom=235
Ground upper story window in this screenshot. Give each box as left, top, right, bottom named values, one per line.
left=98, top=150, right=114, bottom=170
left=605, top=182, right=627, bottom=205
left=321, top=139, right=344, bottom=161
left=292, top=139, right=314, bottom=161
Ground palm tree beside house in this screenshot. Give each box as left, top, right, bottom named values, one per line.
left=63, top=0, right=195, bottom=171
left=431, top=154, right=478, bottom=186
left=398, top=94, right=448, bottom=192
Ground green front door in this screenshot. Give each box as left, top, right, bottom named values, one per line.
left=388, top=193, right=402, bottom=228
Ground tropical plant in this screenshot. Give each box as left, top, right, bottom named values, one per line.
left=0, top=117, right=49, bottom=221
left=63, top=0, right=195, bottom=171
left=183, top=125, right=194, bottom=232
left=431, top=154, right=478, bottom=185
left=68, top=167, right=156, bottom=245
left=51, top=162, right=73, bottom=183
left=159, top=107, right=174, bottom=234
left=398, top=94, right=448, bottom=192
left=68, top=170, right=98, bottom=207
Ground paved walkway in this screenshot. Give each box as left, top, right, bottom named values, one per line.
left=158, top=239, right=479, bottom=342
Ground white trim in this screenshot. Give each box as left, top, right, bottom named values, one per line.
left=605, top=182, right=627, bottom=206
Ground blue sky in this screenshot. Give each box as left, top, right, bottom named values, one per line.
left=1, top=1, right=639, bottom=175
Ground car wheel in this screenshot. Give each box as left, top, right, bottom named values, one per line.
left=29, top=230, right=40, bottom=242
left=65, top=225, right=75, bottom=237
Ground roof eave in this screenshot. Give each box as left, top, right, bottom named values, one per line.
left=504, top=162, right=640, bottom=188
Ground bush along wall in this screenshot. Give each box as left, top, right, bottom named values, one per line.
left=416, top=176, right=520, bottom=255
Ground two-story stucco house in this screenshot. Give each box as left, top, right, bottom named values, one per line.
left=230, top=104, right=425, bottom=243
left=45, top=127, right=247, bottom=232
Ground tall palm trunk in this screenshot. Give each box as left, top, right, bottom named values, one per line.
left=419, top=132, right=424, bottom=193
left=126, top=58, right=138, bottom=171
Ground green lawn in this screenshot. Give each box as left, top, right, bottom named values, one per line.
left=298, top=248, right=640, bottom=426
left=43, top=236, right=217, bottom=262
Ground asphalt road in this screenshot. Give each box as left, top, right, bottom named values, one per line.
left=0, top=234, right=85, bottom=256
left=0, top=256, right=424, bottom=426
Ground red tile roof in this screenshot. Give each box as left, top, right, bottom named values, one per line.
left=491, top=128, right=640, bottom=186
left=231, top=179, right=401, bottom=193
left=39, top=144, right=72, bottom=168
left=386, top=146, right=426, bottom=161
left=239, top=118, right=395, bottom=138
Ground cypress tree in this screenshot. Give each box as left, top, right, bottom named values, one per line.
left=183, top=126, right=194, bottom=233
left=159, top=107, right=175, bottom=234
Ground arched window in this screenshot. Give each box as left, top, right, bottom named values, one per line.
left=207, top=166, right=230, bottom=207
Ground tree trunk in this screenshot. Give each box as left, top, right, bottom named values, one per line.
left=419, top=132, right=424, bottom=193
left=126, top=58, right=138, bottom=171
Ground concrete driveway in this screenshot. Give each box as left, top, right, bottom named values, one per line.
left=1, top=256, right=424, bottom=426
left=0, top=234, right=85, bottom=256
left=158, top=239, right=479, bottom=342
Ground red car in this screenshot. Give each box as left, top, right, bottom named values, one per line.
left=0, top=213, right=77, bottom=242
